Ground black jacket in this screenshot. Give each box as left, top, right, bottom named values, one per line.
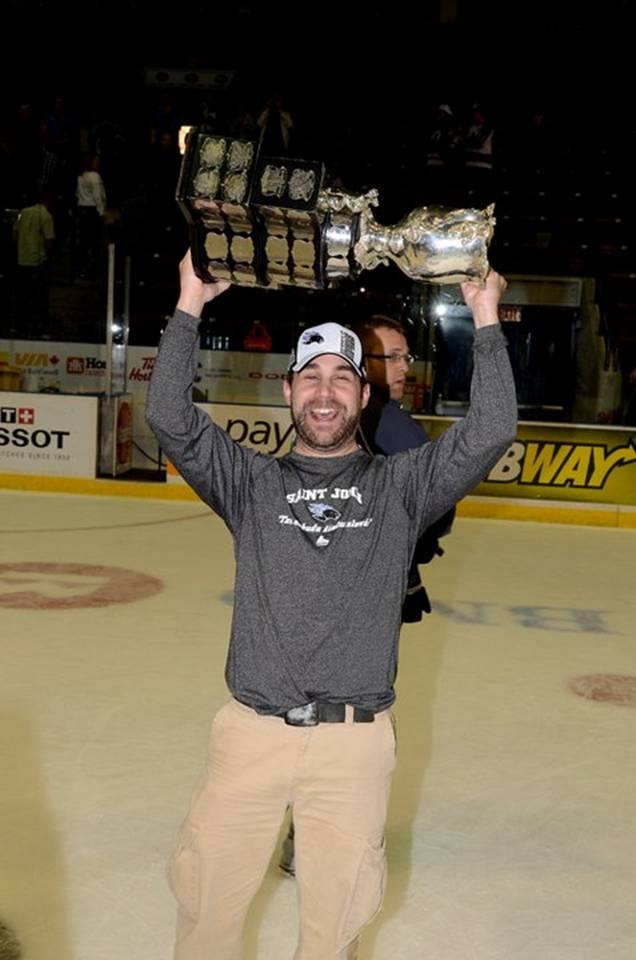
left=358, top=386, right=455, bottom=621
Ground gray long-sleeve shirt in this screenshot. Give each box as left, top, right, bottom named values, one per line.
left=147, top=310, right=517, bottom=714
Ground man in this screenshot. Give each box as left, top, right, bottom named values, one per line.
left=356, top=314, right=455, bottom=621
left=146, top=252, right=516, bottom=960
left=75, top=153, right=106, bottom=278
left=279, top=314, right=455, bottom=878
left=14, top=190, right=55, bottom=337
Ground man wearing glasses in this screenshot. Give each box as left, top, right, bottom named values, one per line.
left=359, top=318, right=417, bottom=405
left=356, top=314, right=455, bottom=621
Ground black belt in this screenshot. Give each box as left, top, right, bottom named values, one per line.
left=280, top=701, right=375, bottom=726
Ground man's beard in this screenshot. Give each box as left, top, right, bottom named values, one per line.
left=291, top=403, right=359, bottom=453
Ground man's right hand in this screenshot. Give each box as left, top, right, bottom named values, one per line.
left=176, top=250, right=231, bottom=318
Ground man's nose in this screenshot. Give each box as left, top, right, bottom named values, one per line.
left=315, top=378, right=335, bottom=396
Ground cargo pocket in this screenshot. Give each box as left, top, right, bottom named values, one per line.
left=167, top=820, right=201, bottom=923
left=341, top=838, right=387, bottom=947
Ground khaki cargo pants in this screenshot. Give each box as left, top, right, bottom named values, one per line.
left=168, top=697, right=396, bottom=959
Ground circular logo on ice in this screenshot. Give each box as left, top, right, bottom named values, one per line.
left=0, top=562, right=163, bottom=609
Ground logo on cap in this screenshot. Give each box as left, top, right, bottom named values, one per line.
left=301, top=331, right=325, bottom=346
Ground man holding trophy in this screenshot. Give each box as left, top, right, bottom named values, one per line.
left=146, top=131, right=517, bottom=960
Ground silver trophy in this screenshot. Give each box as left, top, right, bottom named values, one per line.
left=176, top=129, right=495, bottom=289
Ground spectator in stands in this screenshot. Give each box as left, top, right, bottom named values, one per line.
left=257, top=93, right=294, bottom=155
left=463, top=102, right=495, bottom=206
left=14, top=188, right=56, bottom=337
left=75, top=153, right=107, bottom=278
left=40, top=94, right=77, bottom=200
left=424, top=103, right=462, bottom=203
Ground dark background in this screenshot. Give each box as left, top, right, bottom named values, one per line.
left=1, top=0, right=634, bottom=417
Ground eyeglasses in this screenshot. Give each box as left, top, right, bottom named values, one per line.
left=364, top=352, right=416, bottom=365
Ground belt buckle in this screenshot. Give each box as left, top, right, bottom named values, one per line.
left=284, top=702, right=319, bottom=727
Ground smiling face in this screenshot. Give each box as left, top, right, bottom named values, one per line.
left=283, top=354, right=369, bottom=457
left=362, top=325, right=411, bottom=401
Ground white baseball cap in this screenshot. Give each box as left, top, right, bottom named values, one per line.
left=289, top=322, right=365, bottom=378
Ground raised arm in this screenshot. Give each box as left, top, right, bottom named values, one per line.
left=146, top=253, right=251, bottom=519
left=396, top=269, right=518, bottom=531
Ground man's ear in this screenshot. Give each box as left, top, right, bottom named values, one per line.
left=282, top=377, right=292, bottom=406
left=361, top=381, right=370, bottom=409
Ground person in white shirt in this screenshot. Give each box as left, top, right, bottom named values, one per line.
left=75, top=153, right=106, bottom=277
